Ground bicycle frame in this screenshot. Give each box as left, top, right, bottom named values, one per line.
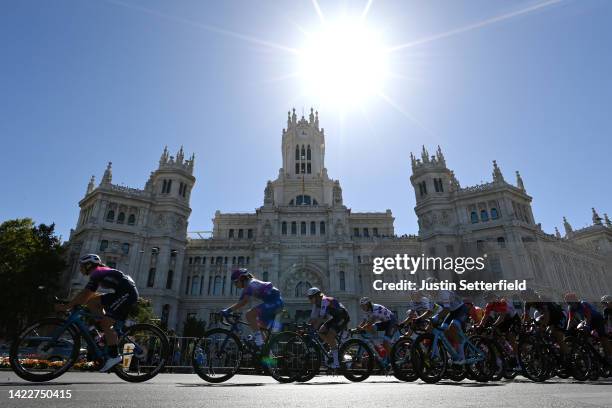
left=429, top=326, right=485, bottom=365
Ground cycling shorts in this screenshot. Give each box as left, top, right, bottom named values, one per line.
left=375, top=317, right=398, bottom=340
left=321, top=309, right=350, bottom=334
left=253, top=295, right=284, bottom=330
left=101, top=289, right=138, bottom=321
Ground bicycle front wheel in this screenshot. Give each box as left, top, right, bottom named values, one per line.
left=390, top=337, right=418, bottom=382
left=411, top=333, right=446, bottom=383
left=263, top=331, right=308, bottom=383
left=192, top=328, right=242, bottom=383
left=9, top=318, right=81, bottom=382
left=113, top=323, right=169, bottom=383
left=339, top=339, right=374, bottom=382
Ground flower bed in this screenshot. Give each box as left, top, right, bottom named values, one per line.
left=0, top=356, right=99, bottom=371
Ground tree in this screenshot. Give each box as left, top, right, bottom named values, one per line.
left=0, top=218, right=66, bottom=337
left=127, top=297, right=159, bottom=325
left=182, top=316, right=207, bottom=338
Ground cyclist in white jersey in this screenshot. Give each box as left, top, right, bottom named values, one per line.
left=357, top=297, right=397, bottom=356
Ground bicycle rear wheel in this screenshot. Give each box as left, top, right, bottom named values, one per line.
left=263, top=331, right=308, bottom=383
left=466, top=336, right=494, bottom=382
left=192, top=328, right=242, bottom=383
left=517, top=335, right=549, bottom=382
left=390, top=337, right=418, bottom=382
left=9, top=318, right=81, bottom=382
left=339, top=339, right=374, bottom=382
left=411, top=334, right=446, bottom=384
left=296, top=338, right=321, bottom=382
left=114, top=323, right=169, bottom=382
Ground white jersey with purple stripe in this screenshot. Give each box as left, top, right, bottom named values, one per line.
left=365, top=303, right=395, bottom=323
left=239, top=279, right=279, bottom=302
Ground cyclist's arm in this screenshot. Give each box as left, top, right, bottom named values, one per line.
left=67, top=288, right=96, bottom=308
left=227, top=296, right=249, bottom=312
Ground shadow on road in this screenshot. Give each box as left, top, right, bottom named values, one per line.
left=294, top=381, right=349, bottom=385
left=0, top=381, right=127, bottom=386
left=512, top=378, right=612, bottom=386
left=177, top=383, right=265, bottom=387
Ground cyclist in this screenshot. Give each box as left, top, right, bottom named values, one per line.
left=222, top=268, right=283, bottom=348
left=603, top=295, right=612, bottom=336
left=307, top=287, right=350, bottom=369
left=422, top=277, right=469, bottom=363
left=357, top=297, right=397, bottom=357
left=477, top=292, right=520, bottom=354
left=522, top=290, right=567, bottom=357
left=464, top=299, right=485, bottom=330
left=564, top=292, right=611, bottom=362
left=54, top=254, right=139, bottom=372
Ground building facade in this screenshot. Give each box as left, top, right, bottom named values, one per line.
left=65, top=109, right=612, bottom=332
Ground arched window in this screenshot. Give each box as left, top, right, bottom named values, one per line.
left=301, top=221, right=307, bottom=235
left=117, top=212, right=125, bottom=224
left=291, top=221, right=297, bottom=235
left=339, top=271, right=346, bottom=291
left=147, top=267, right=156, bottom=287
left=480, top=210, right=489, bottom=222
left=295, top=281, right=312, bottom=297
left=166, top=269, right=174, bottom=289
left=282, top=221, right=287, bottom=235
left=310, top=221, right=316, bottom=235
left=161, top=180, right=167, bottom=194
left=100, top=240, right=109, bottom=251
left=320, top=221, right=326, bottom=235
left=295, top=145, right=299, bottom=160
left=470, top=211, right=479, bottom=224
left=121, top=243, right=130, bottom=254
left=161, top=304, right=170, bottom=327
left=491, top=208, right=499, bottom=219
left=307, top=145, right=311, bottom=160
left=213, top=276, right=223, bottom=296
left=127, top=214, right=136, bottom=225
left=106, top=210, right=115, bottom=222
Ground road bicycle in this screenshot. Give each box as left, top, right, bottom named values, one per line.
left=410, top=319, right=494, bottom=383
left=191, top=312, right=306, bottom=383
left=10, top=300, right=168, bottom=382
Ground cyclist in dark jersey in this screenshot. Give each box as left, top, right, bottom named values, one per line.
left=565, top=292, right=611, bottom=362
left=522, top=290, right=567, bottom=356
left=55, top=254, right=139, bottom=372
left=307, top=287, right=349, bottom=368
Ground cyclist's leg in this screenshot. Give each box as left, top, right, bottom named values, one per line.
left=88, top=295, right=119, bottom=347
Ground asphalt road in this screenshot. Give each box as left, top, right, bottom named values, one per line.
left=1, top=372, right=611, bottom=408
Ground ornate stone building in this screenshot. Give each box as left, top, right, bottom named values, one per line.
left=64, top=110, right=612, bottom=332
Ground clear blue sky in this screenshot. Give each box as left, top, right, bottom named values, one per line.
left=1, top=0, right=611, bottom=240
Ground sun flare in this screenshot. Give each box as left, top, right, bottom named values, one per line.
left=297, top=18, right=389, bottom=109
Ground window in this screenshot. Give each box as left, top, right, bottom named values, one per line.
left=446, top=245, right=455, bottom=255
left=199, top=276, right=204, bottom=295
left=497, top=237, right=506, bottom=248
left=282, top=221, right=287, bottom=235
left=262, top=270, right=269, bottom=281
left=373, top=228, right=379, bottom=237
left=291, top=221, right=297, bottom=235
left=100, top=240, right=109, bottom=251
left=213, top=276, right=222, bottom=296
left=106, top=210, right=115, bottom=222
left=310, top=221, right=316, bottom=235
left=301, top=146, right=305, bottom=160
left=161, top=304, right=170, bottom=327
left=117, top=212, right=125, bottom=224
left=419, top=181, right=428, bottom=197
left=166, top=270, right=174, bottom=289
left=185, top=277, right=190, bottom=294
left=295, top=145, right=299, bottom=160
left=320, top=221, right=326, bottom=235
left=161, top=180, right=167, bottom=194
left=307, top=163, right=311, bottom=174
left=127, top=214, right=136, bottom=225
left=363, top=228, right=369, bottom=237
left=229, top=229, right=234, bottom=238
left=166, top=179, right=172, bottom=194
left=238, top=229, right=244, bottom=239
left=295, top=281, right=312, bottom=297
left=470, top=211, right=478, bottom=224
left=476, top=240, right=485, bottom=251
left=194, top=256, right=200, bottom=264
left=295, top=163, right=300, bottom=174
left=353, top=228, right=360, bottom=237
left=147, top=268, right=156, bottom=287
left=339, top=271, right=346, bottom=291
left=301, top=163, right=305, bottom=173
left=307, top=145, right=311, bottom=160
left=238, top=256, right=244, bottom=265
left=301, top=221, right=307, bottom=235
left=189, top=257, right=193, bottom=265
left=491, top=208, right=499, bottom=219
left=121, top=243, right=130, bottom=255
left=433, top=178, right=444, bottom=192
left=191, top=275, right=198, bottom=294
left=480, top=210, right=489, bottom=222
left=247, top=229, right=253, bottom=239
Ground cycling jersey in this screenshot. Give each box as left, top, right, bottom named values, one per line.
left=467, top=305, right=485, bottom=323
left=85, top=266, right=138, bottom=320
left=311, top=295, right=347, bottom=320
left=568, top=301, right=603, bottom=323
left=364, top=304, right=395, bottom=324
left=406, top=297, right=431, bottom=316
left=484, top=300, right=518, bottom=319
left=239, top=279, right=280, bottom=302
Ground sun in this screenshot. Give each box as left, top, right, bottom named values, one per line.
left=297, top=18, right=389, bottom=110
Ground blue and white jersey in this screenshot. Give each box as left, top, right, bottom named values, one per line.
left=365, top=303, right=395, bottom=323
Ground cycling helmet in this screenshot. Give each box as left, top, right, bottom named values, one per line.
left=563, top=292, right=578, bottom=302
left=306, top=287, right=321, bottom=297
left=231, top=268, right=250, bottom=282
left=424, top=277, right=439, bottom=285
left=359, top=297, right=371, bottom=306
left=79, top=254, right=102, bottom=265
left=601, top=295, right=612, bottom=303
